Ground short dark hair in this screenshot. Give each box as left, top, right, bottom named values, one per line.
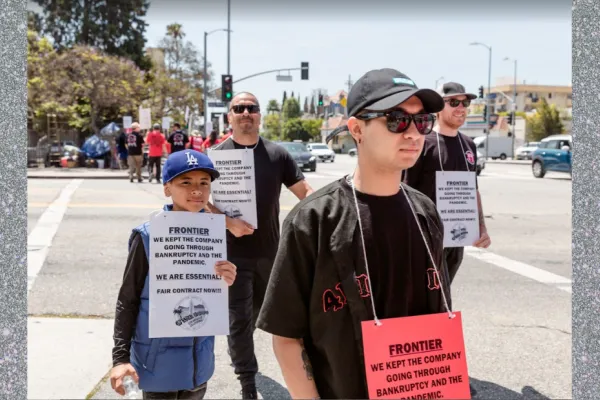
left=173, top=123, right=181, bottom=129
left=230, top=92, right=260, bottom=109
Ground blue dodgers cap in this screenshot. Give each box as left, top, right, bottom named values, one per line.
left=162, top=150, right=220, bottom=183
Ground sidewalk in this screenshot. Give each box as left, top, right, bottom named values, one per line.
left=28, top=167, right=151, bottom=180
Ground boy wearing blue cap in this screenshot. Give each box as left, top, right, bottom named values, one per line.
left=109, top=149, right=238, bottom=399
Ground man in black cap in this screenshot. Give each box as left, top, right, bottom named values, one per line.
left=256, top=69, right=453, bottom=399
left=404, top=82, right=492, bottom=283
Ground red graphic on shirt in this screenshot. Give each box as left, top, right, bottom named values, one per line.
left=127, top=133, right=138, bottom=147
left=322, top=274, right=371, bottom=312
left=465, top=150, right=475, bottom=165
left=426, top=268, right=441, bottom=290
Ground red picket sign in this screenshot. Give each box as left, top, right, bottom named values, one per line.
left=361, top=312, right=470, bottom=399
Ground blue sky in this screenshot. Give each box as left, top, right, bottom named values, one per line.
left=142, top=0, right=571, bottom=110
left=29, top=0, right=572, bottom=111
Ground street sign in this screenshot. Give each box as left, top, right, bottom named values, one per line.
left=487, top=93, right=497, bottom=99
left=276, top=75, right=292, bottom=82
left=208, top=102, right=226, bottom=107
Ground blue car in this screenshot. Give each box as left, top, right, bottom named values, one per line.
left=531, top=134, right=572, bottom=178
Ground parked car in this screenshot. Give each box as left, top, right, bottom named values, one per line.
left=476, top=150, right=485, bottom=175
left=515, top=141, right=540, bottom=160
left=348, top=148, right=357, bottom=157
left=473, top=136, right=514, bottom=160
left=531, top=134, right=572, bottom=178
left=276, top=142, right=317, bottom=172
left=306, top=143, right=335, bottom=162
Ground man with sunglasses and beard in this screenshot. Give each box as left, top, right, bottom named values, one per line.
left=206, top=92, right=314, bottom=399
left=403, top=82, right=492, bottom=284
left=255, top=69, right=452, bottom=399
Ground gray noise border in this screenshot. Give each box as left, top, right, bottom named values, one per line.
left=0, top=0, right=28, bottom=399
left=1, top=0, right=594, bottom=399
left=572, top=0, right=600, bottom=399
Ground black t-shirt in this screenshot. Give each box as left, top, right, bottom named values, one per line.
left=350, top=179, right=430, bottom=318
left=256, top=178, right=446, bottom=399
left=211, top=137, right=304, bottom=259
left=403, top=131, right=478, bottom=204
left=126, top=132, right=144, bottom=156
left=168, top=131, right=189, bottom=153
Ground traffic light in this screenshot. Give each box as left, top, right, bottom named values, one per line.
left=221, top=74, right=233, bottom=102
left=478, top=86, right=484, bottom=99
left=301, top=62, right=309, bottom=80
left=482, top=105, right=487, bottom=121
left=318, top=94, right=324, bottom=106
left=507, top=112, right=514, bottom=125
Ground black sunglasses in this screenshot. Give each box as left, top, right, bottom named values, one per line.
left=356, top=110, right=436, bottom=135
left=231, top=104, right=260, bottom=114
left=445, top=99, right=471, bottom=108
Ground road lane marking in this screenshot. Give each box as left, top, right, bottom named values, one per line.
left=465, top=247, right=572, bottom=293
left=28, top=179, right=83, bottom=292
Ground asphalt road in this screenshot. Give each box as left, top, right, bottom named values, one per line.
left=27, top=155, right=572, bottom=399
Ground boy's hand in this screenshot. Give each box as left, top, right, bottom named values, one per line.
left=110, top=363, right=138, bottom=396
left=215, top=261, right=237, bottom=286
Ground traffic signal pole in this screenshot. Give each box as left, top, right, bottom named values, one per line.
left=205, top=66, right=308, bottom=96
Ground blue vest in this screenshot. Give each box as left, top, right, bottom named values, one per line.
left=129, top=205, right=215, bottom=392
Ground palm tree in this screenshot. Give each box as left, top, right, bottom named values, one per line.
left=267, top=100, right=280, bottom=114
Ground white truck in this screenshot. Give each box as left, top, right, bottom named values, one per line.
left=473, top=136, right=514, bottom=160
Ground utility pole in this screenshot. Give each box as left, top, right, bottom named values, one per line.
left=203, top=29, right=229, bottom=137
left=470, top=42, right=492, bottom=160
left=226, top=0, right=231, bottom=116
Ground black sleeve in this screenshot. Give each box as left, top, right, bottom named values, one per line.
left=256, top=212, right=314, bottom=338
left=167, top=134, right=174, bottom=145
left=280, top=148, right=305, bottom=188
left=112, top=233, right=148, bottom=367
left=403, top=148, right=425, bottom=188
left=183, top=134, right=189, bottom=144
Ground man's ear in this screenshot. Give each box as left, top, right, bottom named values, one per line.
left=164, top=184, right=171, bottom=198
left=347, top=117, right=363, bottom=144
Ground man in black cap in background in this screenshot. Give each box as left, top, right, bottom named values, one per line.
left=256, top=69, right=453, bottom=399
left=404, top=82, right=492, bottom=283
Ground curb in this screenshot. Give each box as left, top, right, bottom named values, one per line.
left=485, top=160, right=531, bottom=165
left=28, top=172, right=152, bottom=180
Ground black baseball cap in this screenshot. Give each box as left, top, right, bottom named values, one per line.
left=437, top=82, right=477, bottom=99
left=326, top=69, right=444, bottom=143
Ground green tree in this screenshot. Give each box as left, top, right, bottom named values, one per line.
left=309, top=97, right=316, bottom=115
left=302, top=119, right=323, bottom=141
left=283, top=118, right=308, bottom=141
left=282, top=91, right=287, bottom=107
left=156, top=23, right=208, bottom=119
left=44, top=45, right=147, bottom=135
left=263, top=113, right=282, bottom=140
left=32, top=0, right=152, bottom=70
left=282, top=97, right=302, bottom=121
left=303, top=97, right=309, bottom=113
left=266, top=99, right=280, bottom=114
left=525, top=98, right=565, bottom=141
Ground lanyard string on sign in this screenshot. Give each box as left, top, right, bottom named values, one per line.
left=348, top=174, right=455, bottom=327
left=436, top=132, right=470, bottom=172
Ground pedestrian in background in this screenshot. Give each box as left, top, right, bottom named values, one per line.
left=189, top=130, right=204, bottom=152
left=126, top=122, right=144, bottom=183
left=207, top=92, right=314, bottom=399
left=403, top=82, right=491, bottom=282
left=202, top=129, right=222, bottom=152
left=116, top=130, right=128, bottom=169
left=167, top=123, right=189, bottom=154
left=109, top=149, right=237, bottom=400
left=146, top=123, right=166, bottom=183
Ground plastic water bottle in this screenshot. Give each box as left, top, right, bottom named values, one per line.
left=122, top=375, right=139, bottom=399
